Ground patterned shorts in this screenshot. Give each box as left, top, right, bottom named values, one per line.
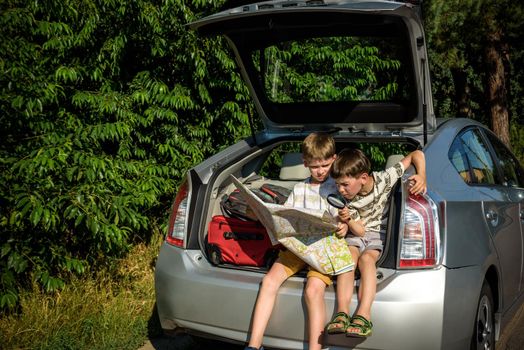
left=345, top=231, right=384, bottom=254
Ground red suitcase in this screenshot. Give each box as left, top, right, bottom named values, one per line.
left=206, top=215, right=279, bottom=267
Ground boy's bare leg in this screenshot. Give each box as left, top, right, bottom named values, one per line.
left=305, top=276, right=327, bottom=350
left=352, top=249, right=380, bottom=322
left=247, top=262, right=290, bottom=348
left=336, top=246, right=360, bottom=315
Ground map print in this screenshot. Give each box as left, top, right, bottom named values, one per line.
left=231, top=175, right=354, bottom=275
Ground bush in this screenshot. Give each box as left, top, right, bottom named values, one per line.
left=0, top=230, right=163, bottom=349
left=0, top=0, right=251, bottom=310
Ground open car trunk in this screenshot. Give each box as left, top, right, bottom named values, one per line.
left=200, top=136, right=419, bottom=275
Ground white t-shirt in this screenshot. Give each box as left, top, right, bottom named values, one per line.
left=285, top=176, right=338, bottom=218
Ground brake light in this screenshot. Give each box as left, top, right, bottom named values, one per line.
left=398, top=182, right=440, bottom=268
left=166, top=180, right=189, bottom=248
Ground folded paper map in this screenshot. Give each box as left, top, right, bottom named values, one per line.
left=230, top=175, right=354, bottom=275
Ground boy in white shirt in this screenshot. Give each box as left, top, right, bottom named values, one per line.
left=245, top=132, right=348, bottom=350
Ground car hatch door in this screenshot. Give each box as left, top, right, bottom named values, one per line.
left=189, top=0, right=436, bottom=137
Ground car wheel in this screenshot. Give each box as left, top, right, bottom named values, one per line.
left=470, top=281, right=495, bottom=350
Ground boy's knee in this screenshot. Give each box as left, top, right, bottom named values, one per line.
left=261, top=273, right=284, bottom=292
left=305, top=280, right=325, bottom=301
left=359, top=255, right=372, bottom=265
left=360, top=251, right=379, bottom=264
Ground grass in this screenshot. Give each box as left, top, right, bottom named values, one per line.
left=0, top=232, right=164, bottom=350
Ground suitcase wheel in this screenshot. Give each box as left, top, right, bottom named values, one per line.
left=207, top=244, right=222, bottom=265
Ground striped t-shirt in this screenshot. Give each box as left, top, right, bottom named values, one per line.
left=347, top=162, right=405, bottom=234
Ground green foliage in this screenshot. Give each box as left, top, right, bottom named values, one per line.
left=359, top=143, right=410, bottom=170
left=0, top=0, right=251, bottom=311
left=259, top=142, right=302, bottom=179
left=0, top=232, right=162, bottom=350
left=258, top=37, right=404, bottom=103
left=508, top=48, right=524, bottom=165
left=425, top=0, right=524, bottom=159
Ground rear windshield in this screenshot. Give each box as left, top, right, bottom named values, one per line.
left=253, top=35, right=411, bottom=104
left=230, top=13, right=418, bottom=124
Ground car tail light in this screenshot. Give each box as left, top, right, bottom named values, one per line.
left=166, top=180, right=189, bottom=248
left=398, top=180, right=440, bottom=268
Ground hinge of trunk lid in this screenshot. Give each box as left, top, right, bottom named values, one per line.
left=346, top=127, right=403, bottom=137
left=247, top=106, right=258, bottom=145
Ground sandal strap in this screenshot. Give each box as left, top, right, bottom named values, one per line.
left=347, top=323, right=366, bottom=332
left=351, top=315, right=373, bottom=328
left=332, top=312, right=349, bottom=322
left=346, top=315, right=373, bottom=337
left=327, top=312, right=349, bottom=326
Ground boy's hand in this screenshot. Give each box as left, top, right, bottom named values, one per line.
left=402, top=150, right=427, bottom=195
left=338, top=207, right=351, bottom=222
left=408, top=174, right=427, bottom=195
left=335, top=222, right=348, bottom=238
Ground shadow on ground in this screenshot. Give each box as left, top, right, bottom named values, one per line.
left=140, top=297, right=524, bottom=350
left=141, top=303, right=245, bottom=350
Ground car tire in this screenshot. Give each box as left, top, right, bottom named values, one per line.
left=470, top=281, right=495, bottom=350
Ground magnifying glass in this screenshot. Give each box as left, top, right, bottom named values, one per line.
left=327, top=193, right=347, bottom=209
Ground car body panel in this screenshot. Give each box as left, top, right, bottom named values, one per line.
left=424, top=118, right=524, bottom=317
left=156, top=243, right=486, bottom=349
left=481, top=187, right=524, bottom=310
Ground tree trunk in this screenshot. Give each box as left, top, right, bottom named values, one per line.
left=484, top=29, right=511, bottom=149
left=451, top=68, right=473, bottom=119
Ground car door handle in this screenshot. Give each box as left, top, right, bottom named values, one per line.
left=486, top=210, right=499, bottom=226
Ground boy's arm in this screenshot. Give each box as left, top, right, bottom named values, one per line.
left=338, top=207, right=366, bottom=237
left=347, top=219, right=366, bottom=237
left=400, top=150, right=427, bottom=195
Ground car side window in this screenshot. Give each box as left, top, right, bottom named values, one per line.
left=485, top=133, right=524, bottom=188
left=449, top=129, right=497, bottom=185
left=449, top=138, right=472, bottom=183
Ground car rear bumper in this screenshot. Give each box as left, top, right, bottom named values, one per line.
left=155, top=243, right=475, bottom=350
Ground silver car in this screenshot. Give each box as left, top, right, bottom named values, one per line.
left=154, top=1, right=524, bottom=349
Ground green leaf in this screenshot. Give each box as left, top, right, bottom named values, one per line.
left=0, top=290, right=19, bottom=309
left=30, top=205, right=43, bottom=226
left=1, top=244, right=11, bottom=258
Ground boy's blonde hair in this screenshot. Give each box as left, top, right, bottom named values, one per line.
left=331, top=148, right=371, bottom=179
left=301, top=132, right=336, bottom=163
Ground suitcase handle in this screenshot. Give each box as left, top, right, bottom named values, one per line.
left=260, top=186, right=278, bottom=201
left=224, top=231, right=264, bottom=241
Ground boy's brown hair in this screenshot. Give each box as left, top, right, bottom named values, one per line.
left=301, top=132, right=336, bottom=163
left=331, top=148, right=371, bottom=179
